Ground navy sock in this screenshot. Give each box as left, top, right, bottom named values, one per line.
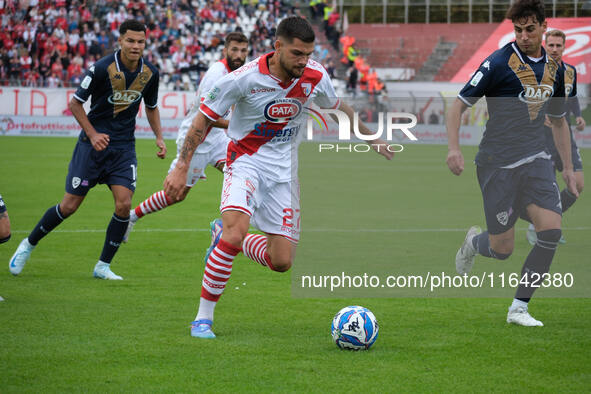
left=560, top=188, right=577, bottom=213
left=471, top=231, right=511, bottom=260
left=515, top=229, right=561, bottom=300
left=28, top=204, right=66, bottom=246
left=99, top=213, right=129, bottom=264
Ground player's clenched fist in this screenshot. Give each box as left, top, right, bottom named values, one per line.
left=446, top=149, right=464, bottom=175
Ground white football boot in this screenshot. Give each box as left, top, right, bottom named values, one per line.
left=93, top=262, right=123, bottom=280
left=507, top=306, right=543, bottom=327
left=455, top=226, right=481, bottom=275
left=9, top=238, right=35, bottom=275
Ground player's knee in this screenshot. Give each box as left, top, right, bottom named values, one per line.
left=537, top=229, right=562, bottom=244
left=576, top=183, right=584, bottom=195
left=59, top=201, right=78, bottom=217
left=269, top=257, right=292, bottom=272
left=114, top=201, right=132, bottom=216
left=0, top=232, right=10, bottom=243
left=223, top=230, right=246, bottom=248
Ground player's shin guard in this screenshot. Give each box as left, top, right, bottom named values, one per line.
left=134, top=190, right=172, bottom=218
left=99, top=213, right=129, bottom=263
left=28, top=204, right=66, bottom=245
left=242, top=233, right=275, bottom=269
left=560, top=188, right=578, bottom=213
left=201, top=238, right=240, bottom=302
left=515, top=229, right=561, bottom=301
left=472, top=231, right=511, bottom=260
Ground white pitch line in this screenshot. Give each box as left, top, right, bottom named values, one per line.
left=10, top=227, right=591, bottom=234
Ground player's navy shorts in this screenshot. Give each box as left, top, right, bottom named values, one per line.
left=65, top=142, right=137, bottom=196
left=0, top=194, right=6, bottom=213
left=546, top=128, right=583, bottom=172
left=477, top=158, right=562, bottom=235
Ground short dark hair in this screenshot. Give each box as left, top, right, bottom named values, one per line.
left=546, top=29, right=566, bottom=43
left=119, top=20, right=146, bottom=36
left=225, top=32, right=248, bottom=47
left=276, top=16, right=315, bottom=43
left=506, top=0, right=545, bottom=24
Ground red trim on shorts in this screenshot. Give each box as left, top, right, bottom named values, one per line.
left=221, top=205, right=252, bottom=216
left=265, top=231, right=299, bottom=244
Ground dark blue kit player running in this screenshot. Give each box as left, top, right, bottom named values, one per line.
left=9, top=20, right=167, bottom=280
left=445, top=0, right=578, bottom=326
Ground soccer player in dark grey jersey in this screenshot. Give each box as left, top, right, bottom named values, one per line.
left=8, top=20, right=167, bottom=280
left=446, top=0, right=578, bottom=326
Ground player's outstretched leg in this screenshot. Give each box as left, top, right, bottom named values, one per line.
left=455, top=226, right=481, bottom=275
left=9, top=203, right=69, bottom=275
left=124, top=190, right=173, bottom=243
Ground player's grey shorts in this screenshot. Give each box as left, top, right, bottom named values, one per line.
left=477, top=158, right=562, bottom=235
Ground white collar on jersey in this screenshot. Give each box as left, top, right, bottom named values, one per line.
left=511, top=42, right=548, bottom=64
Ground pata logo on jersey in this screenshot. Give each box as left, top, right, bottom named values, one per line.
left=264, top=99, right=303, bottom=123
left=107, top=90, right=142, bottom=105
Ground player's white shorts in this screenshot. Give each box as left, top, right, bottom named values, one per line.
left=220, top=164, right=301, bottom=243
left=168, top=136, right=228, bottom=187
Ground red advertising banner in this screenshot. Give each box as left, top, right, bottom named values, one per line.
left=452, top=18, right=591, bottom=84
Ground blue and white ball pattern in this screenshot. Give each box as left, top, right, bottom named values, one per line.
left=331, top=306, right=379, bottom=350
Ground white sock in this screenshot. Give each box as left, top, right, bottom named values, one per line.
left=528, top=223, right=535, bottom=231
left=129, top=210, right=138, bottom=222
left=195, top=297, right=217, bottom=322
left=510, top=298, right=528, bottom=310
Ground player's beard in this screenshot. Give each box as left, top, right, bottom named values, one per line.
left=279, top=55, right=305, bottom=79
left=227, top=55, right=244, bottom=71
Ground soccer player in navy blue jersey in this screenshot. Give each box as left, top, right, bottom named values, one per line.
left=446, top=0, right=578, bottom=326
left=9, top=20, right=167, bottom=280
left=525, top=29, right=585, bottom=245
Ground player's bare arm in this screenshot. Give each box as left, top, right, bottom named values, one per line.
left=212, top=119, right=229, bottom=129
left=164, top=111, right=213, bottom=200
left=68, top=98, right=109, bottom=151
left=337, top=101, right=394, bottom=160
left=145, top=106, right=167, bottom=159
left=445, top=98, right=467, bottom=175
left=550, top=116, right=579, bottom=197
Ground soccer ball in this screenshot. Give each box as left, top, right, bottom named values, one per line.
left=331, top=306, right=379, bottom=350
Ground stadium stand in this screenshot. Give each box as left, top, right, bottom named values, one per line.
left=347, top=23, right=498, bottom=81
left=0, top=0, right=316, bottom=91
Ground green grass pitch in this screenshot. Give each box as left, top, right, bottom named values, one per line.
left=0, top=136, right=589, bottom=392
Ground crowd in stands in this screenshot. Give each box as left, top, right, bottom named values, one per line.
left=0, top=0, right=305, bottom=90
